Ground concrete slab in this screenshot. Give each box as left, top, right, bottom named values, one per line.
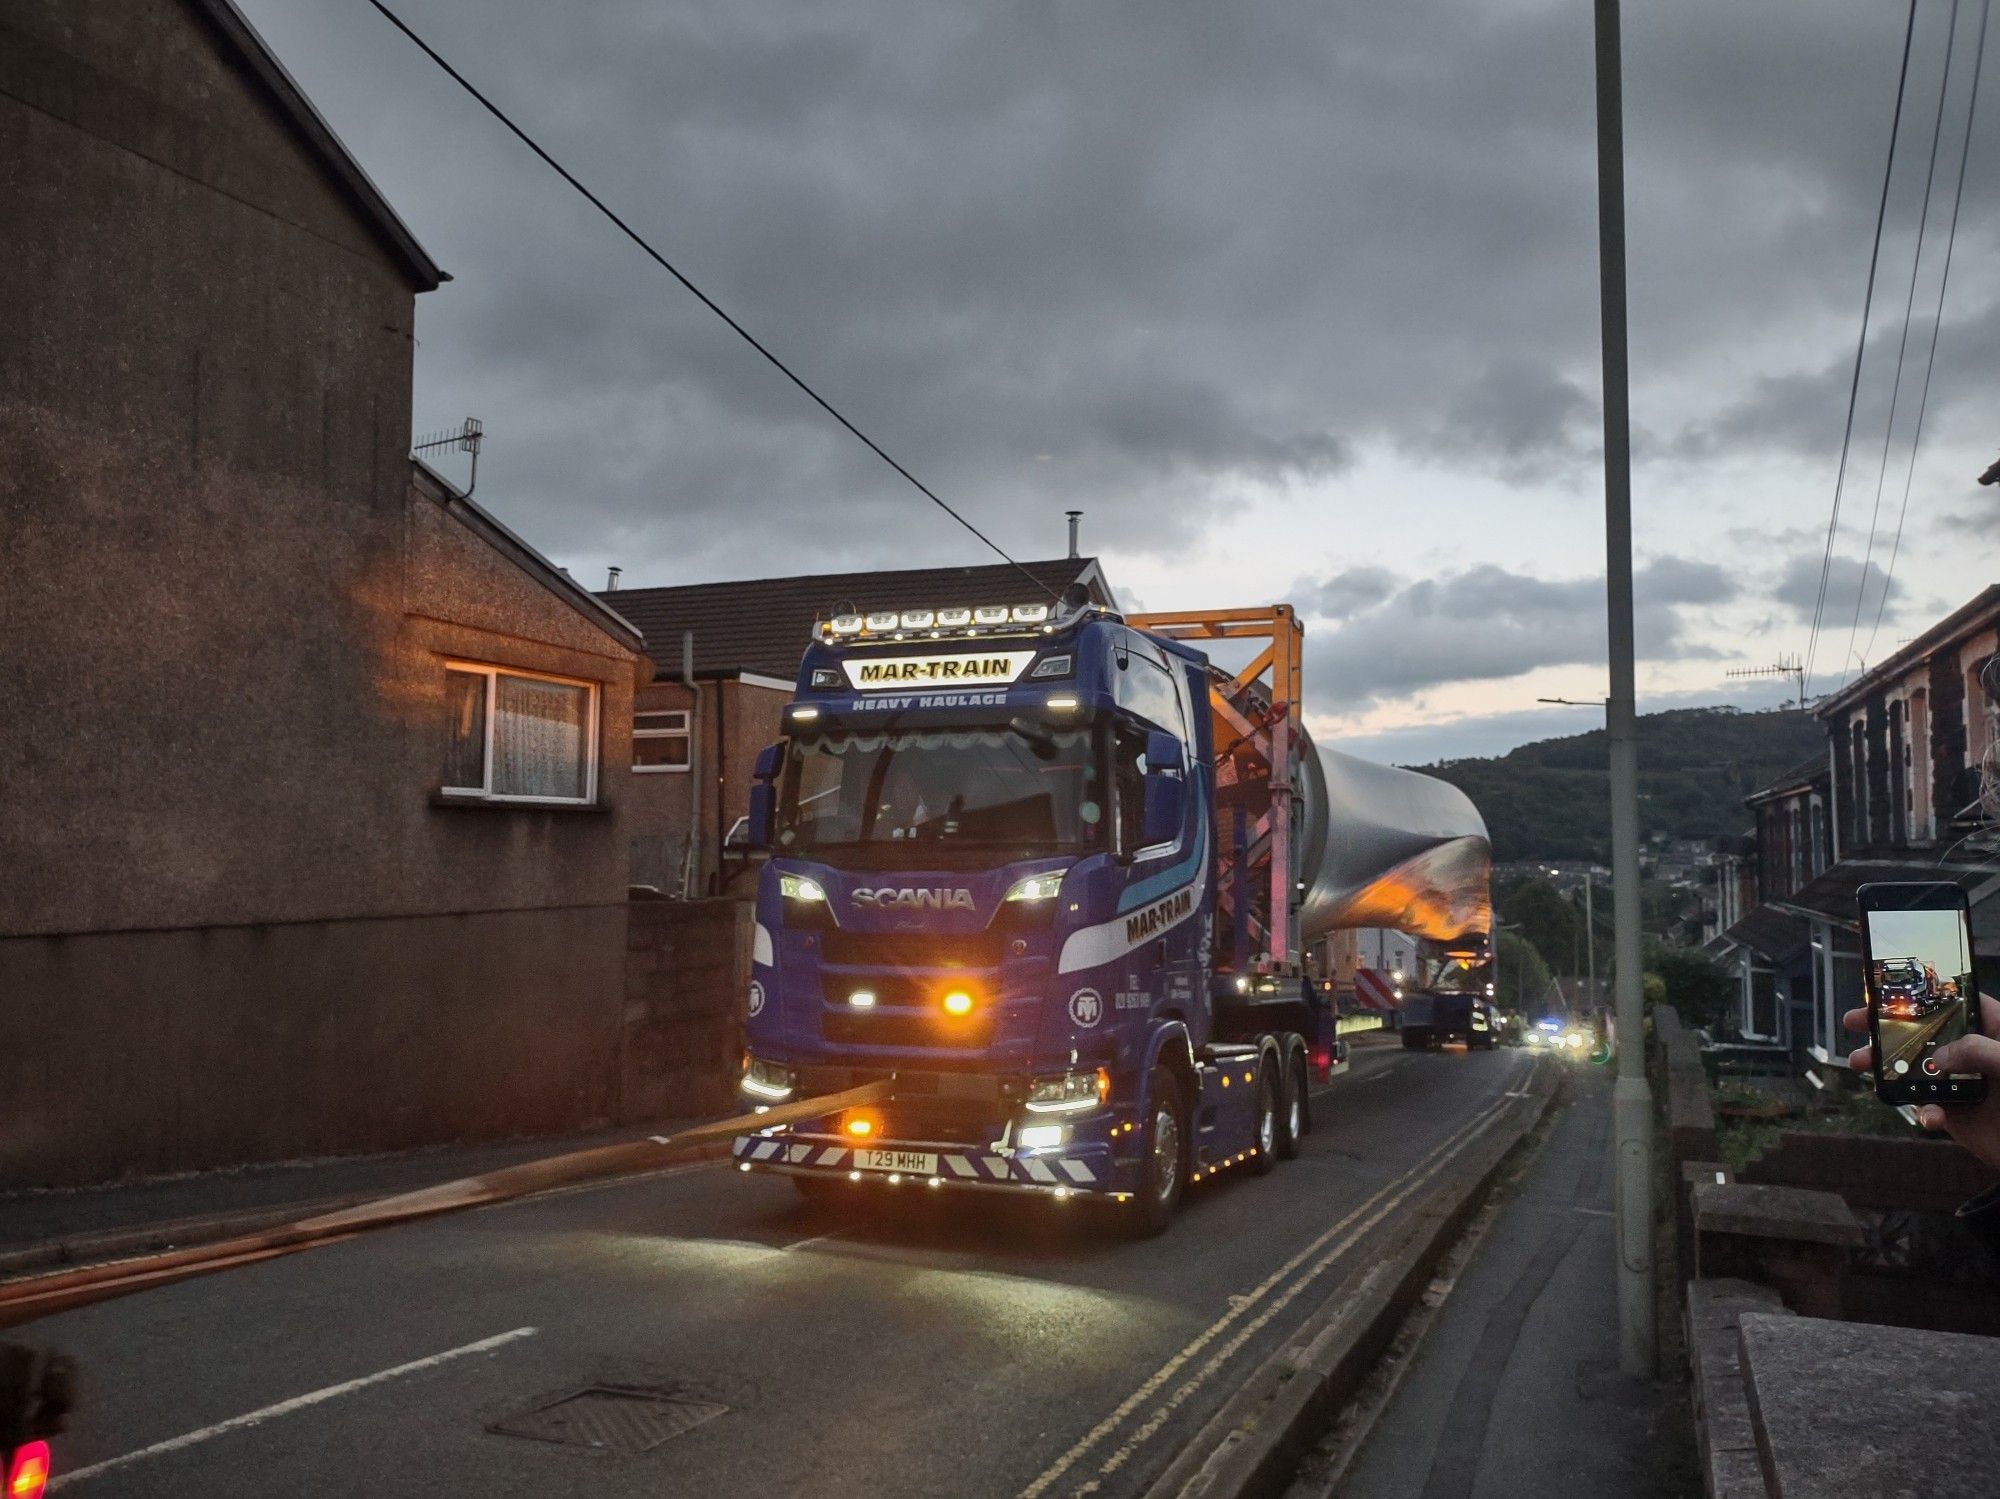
left=1692, top=1184, right=1863, bottom=1248
left=1740, top=1313, right=2000, bottom=1499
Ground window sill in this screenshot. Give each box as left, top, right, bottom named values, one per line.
left=430, top=792, right=611, bottom=813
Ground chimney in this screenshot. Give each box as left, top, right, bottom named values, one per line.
left=1066, top=510, right=1082, bottom=559
left=606, top=566, right=622, bottom=591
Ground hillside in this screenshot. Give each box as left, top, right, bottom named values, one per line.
left=1415, top=706, right=1825, bottom=864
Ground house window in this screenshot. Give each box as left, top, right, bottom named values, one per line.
left=442, top=664, right=598, bottom=804
left=633, top=709, right=692, bottom=773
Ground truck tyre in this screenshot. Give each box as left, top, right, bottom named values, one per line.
left=1249, top=1060, right=1279, bottom=1176
left=1276, top=1048, right=1309, bottom=1160
left=1130, top=1064, right=1188, bottom=1237
left=1401, top=1030, right=1422, bottom=1050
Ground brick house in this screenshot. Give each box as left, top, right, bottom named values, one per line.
left=1, top=0, right=650, bottom=1185
left=1705, top=588, right=1999, bottom=1085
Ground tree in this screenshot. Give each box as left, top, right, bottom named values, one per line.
left=1496, top=878, right=1585, bottom=979
left=1496, top=929, right=1551, bottom=1012
left=1643, top=941, right=1735, bottom=1034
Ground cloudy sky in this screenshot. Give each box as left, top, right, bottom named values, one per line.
left=245, top=0, right=2000, bottom=762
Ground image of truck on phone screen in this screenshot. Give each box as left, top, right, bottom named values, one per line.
left=730, top=594, right=1490, bottom=1234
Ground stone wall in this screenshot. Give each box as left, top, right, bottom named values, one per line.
left=620, top=898, right=752, bottom=1121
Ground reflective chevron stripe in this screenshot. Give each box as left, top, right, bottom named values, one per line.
left=733, top=1135, right=1105, bottom=1190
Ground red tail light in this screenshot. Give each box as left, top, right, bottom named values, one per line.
left=7, top=1441, right=50, bottom=1499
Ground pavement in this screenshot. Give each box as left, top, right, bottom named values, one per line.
left=1313, top=1064, right=1696, bottom=1499
left=0, top=1123, right=722, bottom=1273
left=16, top=1033, right=1523, bottom=1499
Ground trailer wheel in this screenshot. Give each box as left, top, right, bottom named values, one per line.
left=1129, top=1064, right=1188, bottom=1237
left=1276, top=1050, right=1309, bottom=1160
left=1248, top=1060, right=1279, bottom=1176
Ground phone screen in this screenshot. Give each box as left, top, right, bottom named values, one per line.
left=1862, top=898, right=1978, bottom=1087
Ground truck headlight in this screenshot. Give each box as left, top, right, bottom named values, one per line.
left=778, top=873, right=827, bottom=903
left=1025, top=1067, right=1110, bottom=1113
left=1004, top=871, right=1065, bottom=903
left=741, top=1056, right=796, bottom=1100
left=1017, top=1124, right=1068, bottom=1150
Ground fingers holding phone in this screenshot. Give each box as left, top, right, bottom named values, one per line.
left=1858, top=882, right=1989, bottom=1110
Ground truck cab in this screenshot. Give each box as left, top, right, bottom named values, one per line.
left=732, top=595, right=1305, bottom=1231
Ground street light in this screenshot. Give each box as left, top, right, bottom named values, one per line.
left=1593, top=0, right=1655, bottom=1377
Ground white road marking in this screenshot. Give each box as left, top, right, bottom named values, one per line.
left=783, top=1229, right=848, bottom=1253
left=1016, top=1079, right=1528, bottom=1499
left=50, top=1327, right=538, bottom=1490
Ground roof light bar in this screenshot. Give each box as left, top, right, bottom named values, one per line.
left=817, top=600, right=1077, bottom=641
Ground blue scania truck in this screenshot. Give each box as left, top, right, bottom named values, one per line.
left=732, top=592, right=1490, bottom=1233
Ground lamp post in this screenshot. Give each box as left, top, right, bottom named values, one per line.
left=1592, top=0, right=1656, bottom=1378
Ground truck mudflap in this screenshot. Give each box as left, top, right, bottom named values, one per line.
left=732, top=1132, right=1121, bottom=1195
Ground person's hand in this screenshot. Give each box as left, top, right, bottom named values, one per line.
left=1847, top=995, right=2000, bottom=1171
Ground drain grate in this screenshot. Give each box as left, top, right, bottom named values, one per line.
left=491, top=1386, right=729, bottom=1456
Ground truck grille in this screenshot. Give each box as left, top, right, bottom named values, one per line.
left=821, top=929, right=1005, bottom=970
left=822, top=1008, right=996, bottom=1049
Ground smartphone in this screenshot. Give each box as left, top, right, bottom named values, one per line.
left=1858, top=881, right=1987, bottom=1107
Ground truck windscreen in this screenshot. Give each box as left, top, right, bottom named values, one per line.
left=777, top=725, right=1106, bottom=859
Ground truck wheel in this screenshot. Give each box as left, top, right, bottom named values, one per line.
left=1130, top=1064, right=1188, bottom=1237
left=1248, top=1060, right=1279, bottom=1176
left=1276, top=1050, right=1309, bottom=1160
left=1401, top=1031, right=1421, bottom=1050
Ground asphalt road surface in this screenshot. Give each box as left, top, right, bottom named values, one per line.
left=36, top=1042, right=1539, bottom=1499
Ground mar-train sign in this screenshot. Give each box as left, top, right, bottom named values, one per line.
left=841, top=651, right=1036, bottom=691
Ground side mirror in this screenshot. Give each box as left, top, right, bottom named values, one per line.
left=747, top=785, right=776, bottom=851
left=1139, top=729, right=1187, bottom=849
left=1141, top=769, right=1185, bottom=848
left=747, top=741, right=783, bottom=851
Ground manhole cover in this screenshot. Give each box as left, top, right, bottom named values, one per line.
left=491, top=1386, right=729, bottom=1455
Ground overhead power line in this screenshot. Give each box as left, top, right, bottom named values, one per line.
left=1864, top=0, right=1991, bottom=666
left=362, top=0, right=1056, bottom=600
left=1844, top=0, right=1962, bottom=671
left=1803, top=0, right=1920, bottom=697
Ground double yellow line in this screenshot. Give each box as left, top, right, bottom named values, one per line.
left=1019, top=1073, right=1538, bottom=1498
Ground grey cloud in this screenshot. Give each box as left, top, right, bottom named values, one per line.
left=1414, top=357, right=1599, bottom=483
left=230, top=0, right=1987, bottom=587
left=1772, top=551, right=1896, bottom=625
left=1300, top=556, right=1736, bottom=704
left=1303, top=565, right=1402, bottom=622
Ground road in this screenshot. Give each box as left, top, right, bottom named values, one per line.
left=35, top=1043, right=1539, bottom=1499
left=1876, top=1001, right=1962, bottom=1078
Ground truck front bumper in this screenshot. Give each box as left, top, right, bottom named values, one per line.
left=732, top=1131, right=1124, bottom=1197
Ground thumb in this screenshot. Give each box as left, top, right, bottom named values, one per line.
left=1928, top=1031, right=2000, bottom=1077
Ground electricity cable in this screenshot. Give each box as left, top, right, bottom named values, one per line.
left=1865, top=0, right=1991, bottom=667
left=362, top=0, right=1057, bottom=600
left=1845, top=0, right=1961, bottom=672
left=1804, top=0, right=1920, bottom=696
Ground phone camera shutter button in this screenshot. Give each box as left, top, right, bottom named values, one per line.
left=1922, top=1057, right=1941, bottom=1076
